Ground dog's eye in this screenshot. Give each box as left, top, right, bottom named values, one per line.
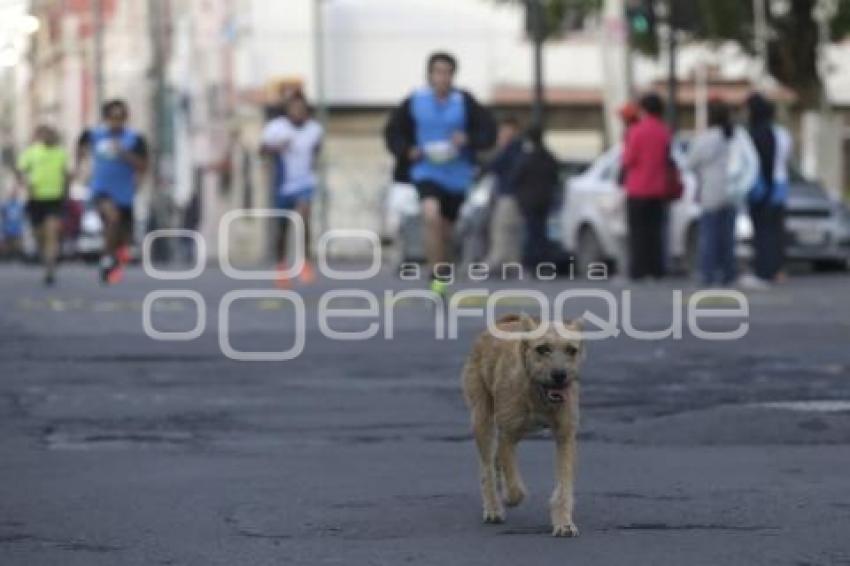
left=534, top=345, right=551, bottom=356
left=565, top=345, right=578, bottom=356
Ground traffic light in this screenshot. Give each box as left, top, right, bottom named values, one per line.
left=626, top=0, right=655, bottom=39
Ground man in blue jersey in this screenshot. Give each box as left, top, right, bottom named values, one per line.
left=76, top=100, right=148, bottom=284
left=385, top=52, right=496, bottom=294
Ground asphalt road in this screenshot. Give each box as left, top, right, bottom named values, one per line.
left=1, top=262, right=849, bottom=566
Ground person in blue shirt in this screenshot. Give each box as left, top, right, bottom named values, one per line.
left=76, top=99, right=148, bottom=284
left=1, top=188, right=25, bottom=259
left=385, top=52, right=496, bottom=293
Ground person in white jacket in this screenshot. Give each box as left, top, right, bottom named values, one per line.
left=686, top=99, right=737, bottom=286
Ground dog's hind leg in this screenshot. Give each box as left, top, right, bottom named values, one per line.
left=471, top=401, right=504, bottom=523
left=497, top=432, right=526, bottom=507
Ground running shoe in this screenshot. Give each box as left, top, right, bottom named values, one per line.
left=107, top=265, right=125, bottom=285
left=429, top=278, right=449, bottom=298
left=299, top=261, right=317, bottom=285
left=116, top=245, right=131, bottom=266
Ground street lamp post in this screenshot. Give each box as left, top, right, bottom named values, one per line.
left=528, top=0, right=545, bottom=131
left=666, top=0, right=677, bottom=132
left=314, top=0, right=330, bottom=237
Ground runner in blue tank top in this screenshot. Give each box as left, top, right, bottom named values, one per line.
left=76, top=100, right=148, bottom=284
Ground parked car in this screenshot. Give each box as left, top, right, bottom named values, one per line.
left=561, top=145, right=850, bottom=274
left=767, top=169, right=850, bottom=271
left=380, top=181, right=426, bottom=267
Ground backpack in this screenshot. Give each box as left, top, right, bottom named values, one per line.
left=726, top=126, right=759, bottom=204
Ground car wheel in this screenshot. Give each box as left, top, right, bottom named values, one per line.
left=575, top=226, right=604, bottom=275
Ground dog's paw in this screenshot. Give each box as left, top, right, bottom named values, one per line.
left=482, top=508, right=505, bottom=524
left=503, top=485, right=527, bottom=507
left=551, top=522, right=579, bottom=537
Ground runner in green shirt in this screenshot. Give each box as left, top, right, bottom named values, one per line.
left=15, top=126, right=69, bottom=286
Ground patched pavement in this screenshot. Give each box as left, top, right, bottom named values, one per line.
left=1, top=264, right=849, bottom=565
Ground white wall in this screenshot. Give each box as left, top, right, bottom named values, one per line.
left=236, top=0, right=610, bottom=104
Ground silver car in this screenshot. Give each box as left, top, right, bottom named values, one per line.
left=769, top=171, right=850, bottom=271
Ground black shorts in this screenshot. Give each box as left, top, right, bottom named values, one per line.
left=27, top=200, right=64, bottom=226
left=94, top=195, right=134, bottom=233
left=415, top=181, right=466, bottom=222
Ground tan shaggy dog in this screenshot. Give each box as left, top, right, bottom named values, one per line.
left=462, top=313, right=585, bottom=537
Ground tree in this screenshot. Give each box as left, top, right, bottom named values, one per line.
left=494, top=0, right=850, bottom=109
left=679, top=0, right=850, bottom=109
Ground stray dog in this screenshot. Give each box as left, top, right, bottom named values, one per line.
left=462, top=314, right=584, bottom=537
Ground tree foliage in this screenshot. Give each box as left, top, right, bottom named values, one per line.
left=681, top=0, right=850, bottom=107
left=493, top=0, right=850, bottom=108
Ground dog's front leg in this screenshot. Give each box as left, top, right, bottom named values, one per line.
left=550, top=431, right=578, bottom=537
left=496, top=431, right=526, bottom=507
left=472, top=408, right=504, bottom=523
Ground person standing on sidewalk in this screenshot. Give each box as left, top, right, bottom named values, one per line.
left=385, top=51, right=496, bottom=295
left=685, top=100, right=737, bottom=287
left=513, top=126, right=560, bottom=268
left=621, top=93, right=673, bottom=281
left=15, top=126, right=69, bottom=286
left=745, top=93, right=791, bottom=286
left=261, top=93, right=323, bottom=288
left=483, top=117, right=523, bottom=269
left=76, top=100, right=148, bottom=284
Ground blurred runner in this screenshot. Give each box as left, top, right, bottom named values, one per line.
left=385, top=51, right=496, bottom=296
left=261, top=93, right=323, bottom=288
left=15, top=125, right=69, bottom=285
left=76, top=100, right=148, bottom=284
left=745, top=93, right=791, bottom=287
left=483, top=116, right=523, bottom=269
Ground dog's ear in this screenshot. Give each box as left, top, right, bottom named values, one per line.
left=559, top=317, right=584, bottom=347
left=519, top=313, right=539, bottom=332
left=565, top=317, right=586, bottom=360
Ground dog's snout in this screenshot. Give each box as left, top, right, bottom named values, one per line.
left=551, top=369, right=568, bottom=385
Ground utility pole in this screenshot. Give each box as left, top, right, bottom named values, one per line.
left=665, top=0, right=677, bottom=132
left=92, top=0, right=104, bottom=113
left=148, top=0, right=166, bottom=194
left=528, top=0, right=545, bottom=130
left=313, top=0, right=329, bottom=236
left=602, top=0, right=631, bottom=144
left=752, top=0, right=768, bottom=86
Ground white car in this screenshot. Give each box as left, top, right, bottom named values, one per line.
left=561, top=144, right=752, bottom=274
left=381, top=177, right=494, bottom=269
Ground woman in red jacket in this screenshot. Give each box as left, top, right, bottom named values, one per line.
left=621, top=93, right=673, bottom=280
